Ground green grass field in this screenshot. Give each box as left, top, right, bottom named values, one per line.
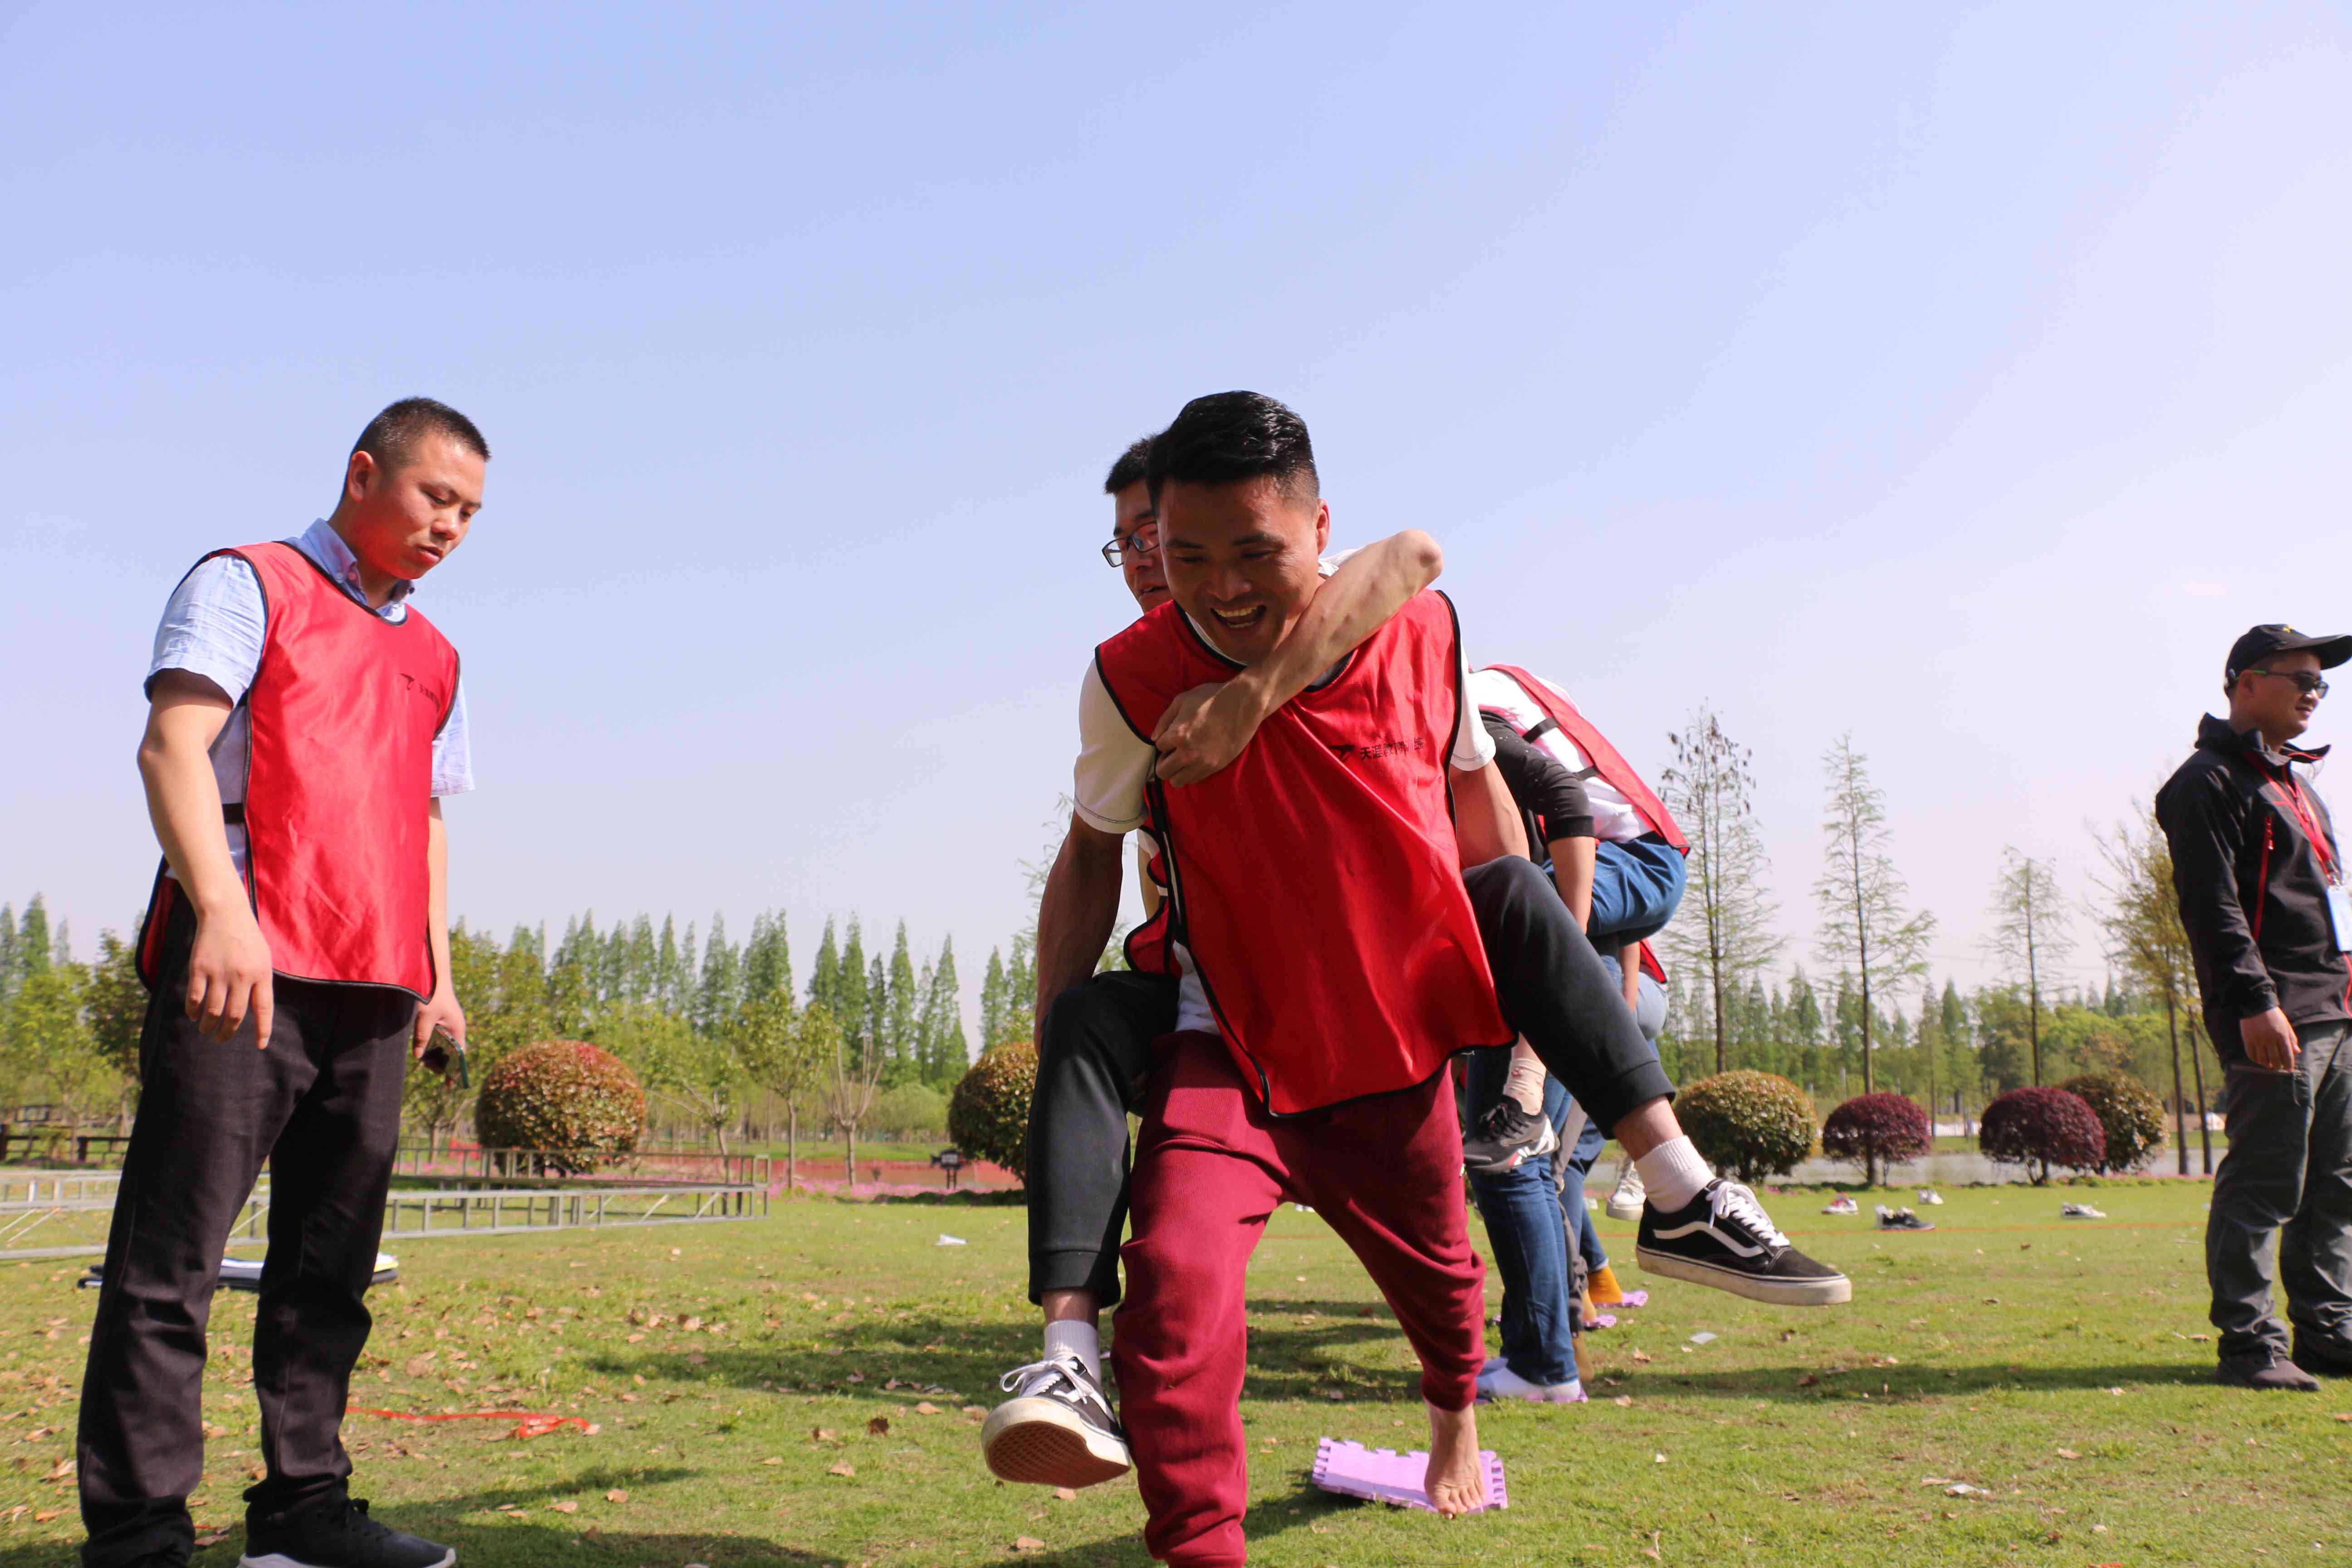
left=3, top=1181, right=2345, bottom=1567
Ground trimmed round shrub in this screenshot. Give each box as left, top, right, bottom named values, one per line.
left=474, top=1041, right=645, bottom=1173
left=948, top=1042, right=1038, bottom=1185
left=1979, top=1086, right=2106, bottom=1185
left=1675, top=1071, right=1817, bottom=1182
left=2058, top=1073, right=2168, bottom=1174
left=1819, top=1093, right=1932, bottom=1181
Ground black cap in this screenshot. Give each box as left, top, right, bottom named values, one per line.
left=2226, top=623, right=2352, bottom=683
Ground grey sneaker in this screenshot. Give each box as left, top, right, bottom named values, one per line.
left=2216, top=1349, right=2321, bottom=1392
left=1461, top=1101, right=1559, bottom=1173
left=2290, top=1335, right=2352, bottom=1379
left=981, top=1353, right=1132, bottom=1487
left=1605, top=1161, right=1646, bottom=1221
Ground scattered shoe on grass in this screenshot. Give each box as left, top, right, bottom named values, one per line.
left=1876, top=1205, right=1934, bottom=1232
left=1476, top=1362, right=1587, bottom=1403
left=1916, top=1188, right=1944, bottom=1205
left=1822, top=1196, right=1859, bottom=1215
left=2061, top=1203, right=2107, bottom=1220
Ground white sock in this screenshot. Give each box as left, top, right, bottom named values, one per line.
left=1502, top=1042, right=1546, bottom=1115
left=1044, top=1318, right=1102, bottom=1384
left=1633, top=1136, right=1713, bottom=1212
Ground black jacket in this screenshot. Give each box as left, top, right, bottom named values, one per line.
left=2155, top=713, right=2352, bottom=1058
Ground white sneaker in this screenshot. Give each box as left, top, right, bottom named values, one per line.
left=1476, top=1363, right=1587, bottom=1403
left=1605, top=1161, right=1646, bottom=1221
left=981, top=1353, right=1131, bottom=1487
left=2061, top=1202, right=2106, bottom=1219
left=1917, top=1188, right=1944, bottom=1205
left=1822, top=1195, right=1859, bottom=1215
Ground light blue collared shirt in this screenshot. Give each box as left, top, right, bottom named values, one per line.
left=148, top=519, right=473, bottom=875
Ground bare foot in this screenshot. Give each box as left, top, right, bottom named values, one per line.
left=1423, top=1401, right=1488, bottom=1517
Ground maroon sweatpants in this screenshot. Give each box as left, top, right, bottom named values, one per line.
left=1111, top=1032, right=1486, bottom=1568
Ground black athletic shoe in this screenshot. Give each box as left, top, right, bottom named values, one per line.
left=1461, top=1101, right=1560, bottom=1173
left=981, top=1352, right=1132, bottom=1488
left=239, top=1497, right=452, bottom=1568
left=1636, top=1178, right=1852, bottom=1306
left=1875, top=1204, right=1935, bottom=1231
left=2290, top=1335, right=2352, bottom=1379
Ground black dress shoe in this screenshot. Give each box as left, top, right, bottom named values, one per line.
left=2216, top=1349, right=2321, bottom=1391
left=2290, top=1335, right=2352, bottom=1378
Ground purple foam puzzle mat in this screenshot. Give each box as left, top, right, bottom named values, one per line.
left=1615, top=1289, right=1649, bottom=1308
left=1311, top=1438, right=1508, bottom=1513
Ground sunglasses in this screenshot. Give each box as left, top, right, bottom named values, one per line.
left=2249, top=668, right=2330, bottom=698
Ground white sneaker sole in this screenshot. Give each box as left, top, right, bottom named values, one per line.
left=980, top=1397, right=1132, bottom=1488
left=240, top=1554, right=454, bottom=1568
left=1634, top=1246, right=1852, bottom=1306
left=1605, top=1194, right=1644, bottom=1221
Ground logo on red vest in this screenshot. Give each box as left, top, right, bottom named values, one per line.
left=1328, top=737, right=1426, bottom=764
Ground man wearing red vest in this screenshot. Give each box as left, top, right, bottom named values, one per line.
left=1041, top=393, right=1842, bottom=1566
left=78, top=400, right=484, bottom=1568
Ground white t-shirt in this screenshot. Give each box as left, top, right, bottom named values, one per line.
left=1464, top=666, right=1649, bottom=844
left=1073, top=567, right=1495, bottom=1031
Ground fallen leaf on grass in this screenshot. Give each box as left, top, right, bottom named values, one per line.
left=1053, top=1487, right=1078, bottom=1501
left=1012, top=1539, right=1046, bottom=1553
left=1945, top=1483, right=1988, bottom=1498
left=962, top=1406, right=987, bottom=1420
left=1612, top=1395, right=1633, bottom=1407
left=44, top=1458, right=75, bottom=1481
left=914, top=1402, right=941, bottom=1416
left=1, top=1507, right=26, bottom=1525
left=403, top=1354, right=436, bottom=1376
left=1630, top=1350, right=1652, bottom=1364
left=2055, top=1448, right=2081, bottom=1460
left=828, top=1461, right=855, bottom=1478
left=547, top=1501, right=578, bottom=1514
left=867, top=1417, right=890, bottom=1436
left=191, top=1531, right=228, bottom=1547
left=33, top=1510, right=63, bottom=1524
left=811, top=1428, right=836, bottom=1442
left=845, top=1372, right=865, bottom=1384
left=1796, top=1373, right=1818, bottom=1388
left=604, top=1490, right=627, bottom=1503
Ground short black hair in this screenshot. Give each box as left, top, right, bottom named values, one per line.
left=1104, top=436, right=1155, bottom=496
left=353, top=397, right=490, bottom=473
left=1144, top=391, right=1317, bottom=503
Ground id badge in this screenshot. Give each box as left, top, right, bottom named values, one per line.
left=2328, top=883, right=2352, bottom=954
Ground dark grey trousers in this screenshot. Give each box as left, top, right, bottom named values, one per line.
left=78, top=896, right=416, bottom=1568
left=2207, top=1022, right=2352, bottom=1358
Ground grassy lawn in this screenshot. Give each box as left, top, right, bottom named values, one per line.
left=3, top=1181, right=2345, bottom=1567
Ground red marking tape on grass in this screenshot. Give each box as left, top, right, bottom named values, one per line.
left=351, top=1408, right=592, bottom=1440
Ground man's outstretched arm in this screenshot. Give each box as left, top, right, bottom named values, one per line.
left=1152, top=529, right=1445, bottom=786
left=1032, top=814, right=1128, bottom=1043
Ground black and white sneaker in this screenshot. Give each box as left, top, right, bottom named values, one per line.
left=1461, top=1101, right=1559, bottom=1173
left=981, top=1353, right=1131, bottom=1488
left=1636, top=1178, right=1852, bottom=1306
left=1876, top=1204, right=1934, bottom=1231
left=240, top=1496, right=452, bottom=1568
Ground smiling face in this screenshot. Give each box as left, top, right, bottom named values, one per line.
left=2231, top=647, right=2324, bottom=745
left=1155, top=475, right=1330, bottom=664
left=1111, top=480, right=1169, bottom=614
left=337, top=431, right=485, bottom=594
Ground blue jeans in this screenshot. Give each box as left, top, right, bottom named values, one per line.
left=1589, top=833, right=1686, bottom=946
left=1466, top=954, right=1666, bottom=1385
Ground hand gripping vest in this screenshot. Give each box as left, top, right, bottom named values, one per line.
left=1093, top=591, right=1512, bottom=1114
left=137, top=542, right=461, bottom=1000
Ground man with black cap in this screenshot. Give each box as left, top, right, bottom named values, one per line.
left=2157, top=624, right=2352, bottom=1391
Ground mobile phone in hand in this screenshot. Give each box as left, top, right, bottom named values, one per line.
left=418, top=1026, right=470, bottom=1088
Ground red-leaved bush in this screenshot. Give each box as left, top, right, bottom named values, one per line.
left=1978, top=1086, right=2106, bottom=1185
left=474, top=1040, right=645, bottom=1174
left=1819, top=1093, right=1932, bottom=1180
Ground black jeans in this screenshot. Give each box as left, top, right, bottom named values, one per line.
left=1026, top=971, right=1179, bottom=1306
left=78, top=897, right=416, bottom=1568
left=1024, top=858, right=1672, bottom=1308
left=1462, top=857, right=1676, bottom=1130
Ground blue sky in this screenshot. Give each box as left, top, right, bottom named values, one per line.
left=7, top=1, right=2352, bottom=1026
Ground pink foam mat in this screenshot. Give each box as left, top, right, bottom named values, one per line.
left=1311, top=1437, right=1508, bottom=1512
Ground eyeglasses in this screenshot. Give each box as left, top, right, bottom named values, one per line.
left=1101, top=530, right=1159, bottom=568
left=2249, top=668, right=2330, bottom=698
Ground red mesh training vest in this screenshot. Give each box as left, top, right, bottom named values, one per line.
left=138, top=541, right=461, bottom=1000
left=1093, top=590, right=1511, bottom=1114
